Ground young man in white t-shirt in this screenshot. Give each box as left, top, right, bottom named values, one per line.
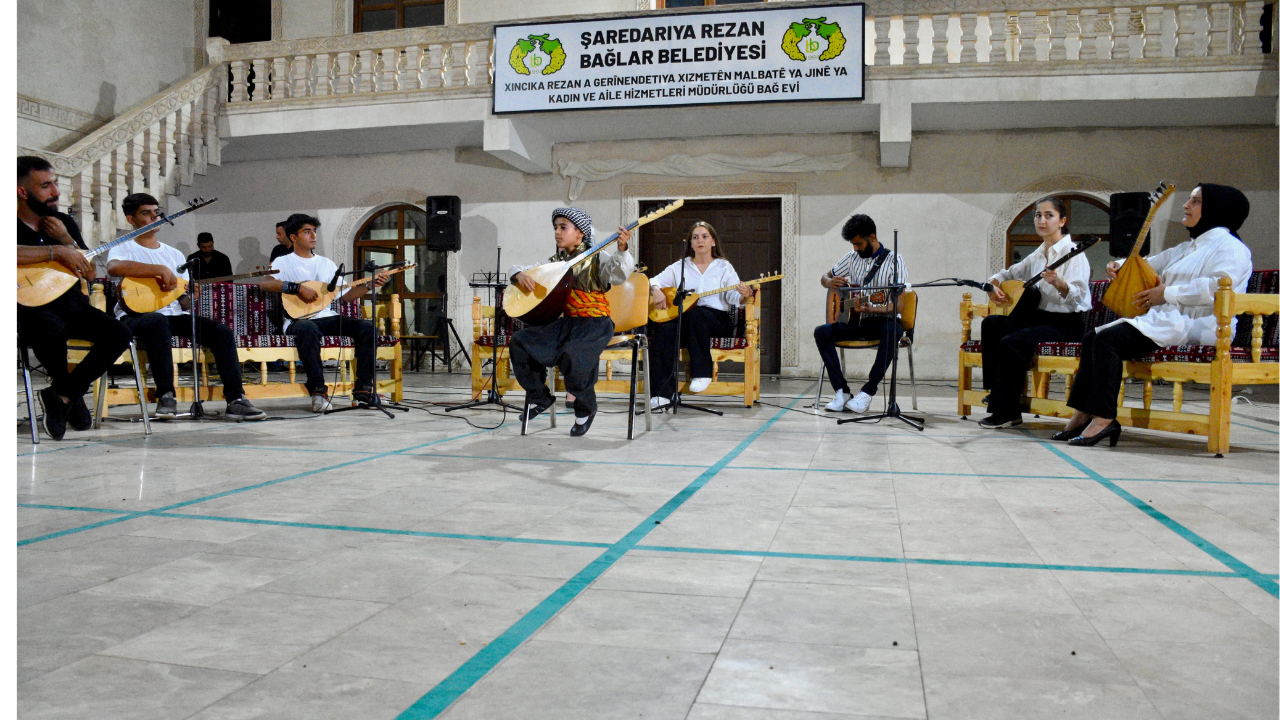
left=107, top=193, right=266, bottom=421
left=260, top=213, right=388, bottom=413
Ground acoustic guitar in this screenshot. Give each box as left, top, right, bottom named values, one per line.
left=648, top=272, right=784, bottom=324
left=1101, top=181, right=1175, bottom=318
left=502, top=199, right=684, bottom=326
left=117, top=269, right=276, bottom=315
left=996, top=235, right=1099, bottom=324
left=16, top=197, right=217, bottom=308
left=826, top=286, right=890, bottom=325
left=281, top=262, right=415, bottom=319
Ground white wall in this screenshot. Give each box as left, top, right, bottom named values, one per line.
left=179, top=125, right=1277, bottom=379
left=17, top=0, right=199, bottom=150
left=283, top=0, right=339, bottom=39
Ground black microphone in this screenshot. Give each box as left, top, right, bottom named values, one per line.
left=328, top=263, right=344, bottom=292
left=176, top=256, right=198, bottom=274
left=961, top=279, right=995, bottom=292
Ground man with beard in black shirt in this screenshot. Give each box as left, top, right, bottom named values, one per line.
left=16, top=155, right=131, bottom=440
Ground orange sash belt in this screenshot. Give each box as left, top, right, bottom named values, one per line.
left=565, top=289, right=610, bottom=318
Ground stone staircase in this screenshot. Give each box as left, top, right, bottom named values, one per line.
left=17, top=39, right=228, bottom=246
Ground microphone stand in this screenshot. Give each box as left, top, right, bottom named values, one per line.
left=324, top=261, right=407, bottom=419
left=668, top=235, right=721, bottom=417
left=838, top=230, right=923, bottom=431
left=448, top=246, right=523, bottom=414
left=170, top=255, right=205, bottom=420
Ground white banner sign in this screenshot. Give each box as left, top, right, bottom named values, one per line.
left=493, top=3, right=865, bottom=114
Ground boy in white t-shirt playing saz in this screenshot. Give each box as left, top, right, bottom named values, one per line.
left=107, top=193, right=266, bottom=421
left=260, top=213, right=390, bottom=413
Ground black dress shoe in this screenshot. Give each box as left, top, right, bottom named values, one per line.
left=1050, top=424, right=1087, bottom=442
left=569, top=412, right=595, bottom=437
left=1068, top=420, right=1122, bottom=447
left=38, top=387, right=67, bottom=441
left=521, top=401, right=552, bottom=424
left=978, top=413, right=1022, bottom=429
left=564, top=398, right=576, bottom=412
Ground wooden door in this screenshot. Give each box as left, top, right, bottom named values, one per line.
left=639, top=199, right=782, bottom=373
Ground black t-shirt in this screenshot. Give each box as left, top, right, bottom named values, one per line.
left=186, top=249, right=234, bottom=280
left=17, top=211, right=88, bottom=250
left=269, top=244, right=293, bottom=262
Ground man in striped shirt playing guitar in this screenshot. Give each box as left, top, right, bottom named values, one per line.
left=815, top=214, right=909, bottom=414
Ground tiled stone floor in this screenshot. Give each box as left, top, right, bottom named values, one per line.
left=16, top=374, right=1279, bottom=719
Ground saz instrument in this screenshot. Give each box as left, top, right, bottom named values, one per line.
left=16, top=197, right=217, bottom=308
left=281, top=262, right=415, bottom=319
left=826, top=286, right=890, bottom=325
left=1102, top=182, right=1175, bottom=319
left=649, top=272, right=783, bottom=324
left=997, top=235, right=1099, bottom=324
left=502, top=199, right=685, bottom=326
left=118, top=269, right=276, bottom=315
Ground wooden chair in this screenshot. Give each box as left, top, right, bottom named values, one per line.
left=587, top=288, right=764, bottom=406
left=470, top=295, right=521, bottom=397
left=958, top=274, right=1280, bottom=455
left=814, top=291, right=919, bottom=410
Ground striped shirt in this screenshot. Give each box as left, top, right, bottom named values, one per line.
left=831, top=247, right=909, bottom=300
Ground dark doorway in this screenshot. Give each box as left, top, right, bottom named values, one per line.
left=209, top=0, right=272, bottom=44
left=639, top=198, right=783, bottom=373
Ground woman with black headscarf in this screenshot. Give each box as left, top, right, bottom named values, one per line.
left=1055, top=183, right=1253, bottom=447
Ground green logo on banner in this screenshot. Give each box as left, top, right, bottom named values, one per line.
left=509, top=34, right=566, bottom=75
left=781, top=17, right=846, bottom=61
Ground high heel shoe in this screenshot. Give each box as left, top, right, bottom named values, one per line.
left=1050, top=424, right=1087, bottom=442
left=1068, top=420, right=1122, bottom=447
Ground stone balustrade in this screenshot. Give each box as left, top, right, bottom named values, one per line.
left=861, top=0, right=1271, bottom=66
left=221, top=23, right=495, bottom=104
left=18, top=54, right=225, bottom=246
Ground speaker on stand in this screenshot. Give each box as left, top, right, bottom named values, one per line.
left=421, top=196, right=468, bottom=372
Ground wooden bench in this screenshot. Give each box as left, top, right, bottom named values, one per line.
left=87, top=281, right=403, bottom=410
left=958, top=271, right=1279, bottom=455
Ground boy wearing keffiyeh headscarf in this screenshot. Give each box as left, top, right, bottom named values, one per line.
left=508, top=207, right=634, bottom=436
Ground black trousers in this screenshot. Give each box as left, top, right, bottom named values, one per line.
left=814, top=317, right=902, bottom=396
left=287, top=315, right=378, bottom=396
left=122, top=312, right=246, bottom=400
left=18, top=289, right=132, bottom=399
left=647, top=306, right=736, bottom=399
left=510, top=316, right=614, bottom=417
left=981, top=310, right=1085, bottom=417
left=1066, top=323, right=1159, bottom=420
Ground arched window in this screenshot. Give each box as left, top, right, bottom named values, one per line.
left=1006, top=194, right=1112, bottom=280
left=353, top=204, right=448, bottom=337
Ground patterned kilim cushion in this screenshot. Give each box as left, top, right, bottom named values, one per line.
left=709, top=337, right=749, bottom=350
left=1234, top=270, right=1279, bottom=352
left=237, top=335, right=398, bottom=348
left=1085, top=280, right=1120, bottom=330
left=961, top=339, right=982, bottom=352
left=1035, top=342, right=1082, bottom=357
left=476, top=335, right=513, bottom=348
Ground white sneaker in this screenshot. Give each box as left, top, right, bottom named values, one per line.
left=310, top=393, right=333, bottom=413
left=847, top=391, right=873, bottom=413
left=650, top=396, right=672, bottom=410
left=689, top=377, right=712, bottom=393
left=824, top=389, right=851, bottom=412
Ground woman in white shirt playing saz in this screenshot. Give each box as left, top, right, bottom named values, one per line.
left=979, top=196, right=1092, bottom=429
left=1058, top=183, right=1253, bottom=448
left=647, top=221, right=755, bottom=409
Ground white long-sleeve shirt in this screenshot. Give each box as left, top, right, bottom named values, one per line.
left=1101, top=226, right=1253, bottom=347
left=988, top=235, right=1092, bottom=314
left=649, top=257, right=745, bottom=312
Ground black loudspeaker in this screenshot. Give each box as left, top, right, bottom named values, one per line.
left=425, top=195, right=461, bottom=252
left=1109, top=192, right=1152, bottom=257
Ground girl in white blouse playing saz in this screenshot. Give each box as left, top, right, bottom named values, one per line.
left=979, top=196, right=1092, bottom=429
left=1058, top=183, right=1253, bottom=447
left=647, top=221, right=755, bottom=410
